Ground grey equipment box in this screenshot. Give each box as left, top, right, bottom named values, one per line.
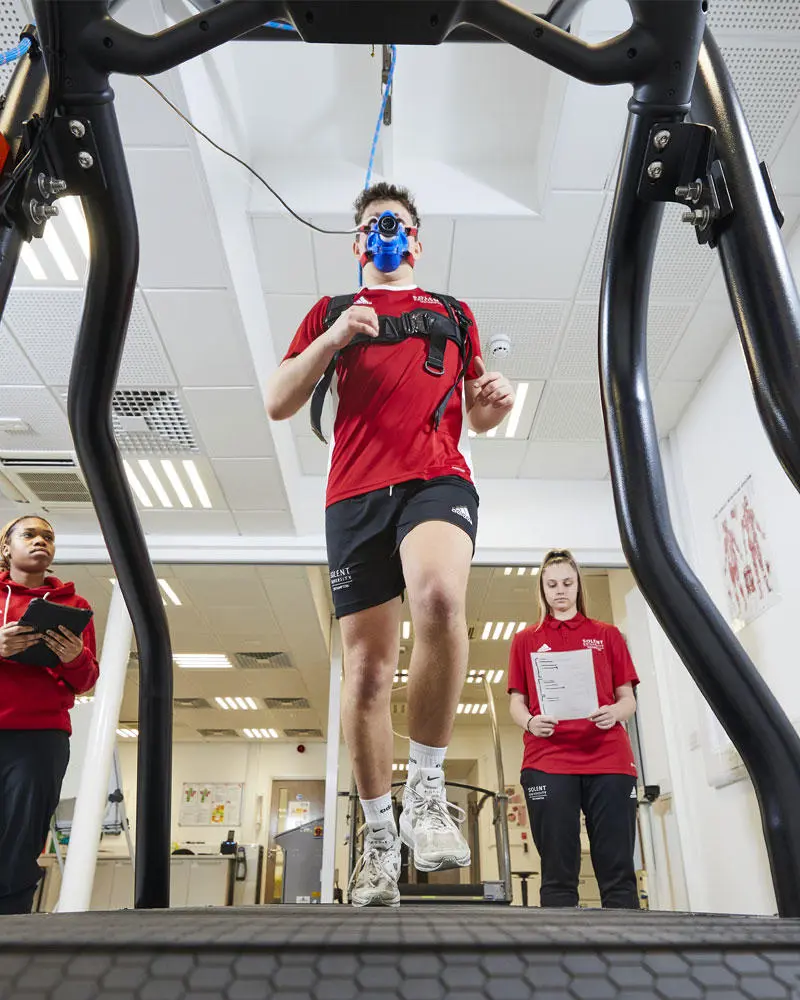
left=274, top=816, right=324, bottom=904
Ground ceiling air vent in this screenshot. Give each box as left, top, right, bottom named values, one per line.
left=174, top=697, right=212, bottom=710
left=264, top=697, right=310, bottom=710
left=283, top=728, right=323, bottom=739
left=0, top=454, right=92, bottom=507
left=235, top=651, right=294, bottom=670
left=112, top=390, right=198, bottom=455
left=197, top=728, right=239, bottom=738
left=391, top=703, right=408, bottom=717
left=467, top=626, right=475, bottom=640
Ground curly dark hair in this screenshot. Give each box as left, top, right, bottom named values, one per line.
left=353, top=183, right=421, bottom=229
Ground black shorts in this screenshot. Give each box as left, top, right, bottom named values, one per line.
left=325, top=476, right=479, bottom=619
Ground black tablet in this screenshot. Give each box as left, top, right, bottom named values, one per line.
left=8, top=598, right=93, bottom=669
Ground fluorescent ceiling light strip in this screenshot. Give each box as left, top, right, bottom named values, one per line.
left=244, top=729, right=254, bottom=738
left=486, top=670, right=495, bottom=684
left=457, top=704, right=464, bottom=714
left=42, top=224, right=79, bottom=281
left=123, top=460, right=153, bottom=508
left=158, top=579, right=182, bottom=606
left=235, top=697, right=249, bottom=710
left=517, top=567, right=526, bottom=576
left=161, top=460, right=193, bottom=508
left=402, top=621, right=411, bottom=640
left=183, top=460, right=212, bottom=508
left=492, top=621, right=504, bottom=640
left=482, top=622, right=492, bottom=641
left=531, top=567, right=539, bottom=576
left=503, top=622, right=516, bottom=641
left=20, top=242, right=46, bottom=280
left=504, top=568, right=512, bottom=576
left=269, top=729, right=278, bottom=738
left=215, top=697, right=228, bottom=709
left=139, top=459, right=172, bottom=507
left=60, top=196, right=90, bottom=256
left=175, top=654, right=232, bottom=669
left=480, top=704, right=488, bottom=714
left=245, top=697, right=257, bottom=710
left=494, top=670, right=504, bottom=684
left=505, top=382, right=529, bottom=438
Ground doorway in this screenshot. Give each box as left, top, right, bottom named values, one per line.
left=263, top=778, right=325, bottom=904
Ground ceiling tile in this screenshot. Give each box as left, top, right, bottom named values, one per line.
left=472, top=440, right=526, bottom=479
left=182, top=387, right=275, bottom=459
left=233, top=511, right=296, bottom=535
left=532, top=381, right=604, bottom=442
left=470, top=300, right=569, bottom=380
left=4, top=289, right=175, bottom=387
left=0, top=326, right=41, bottom=384
left=212, top=458, right=288, bottom=511
left=128, top=148, right=228, bottom=289
left=0, top=387, right=73, bottom=450
left=660, top=299, right=737, bottom=381
left=144, top=290, right=256, bottom=387
left=138, top=510, right=240, bottom=534
left=450, top=192, right=605, bottom=299
left=652, top=381, right=700, bottom=436
left=296, top=436, right=329, bottom=476
left=251, top=216, right=316, bottom=295
left=264, top=294, right=319, bottom=360
left=519, top=440, right=611, bottom=480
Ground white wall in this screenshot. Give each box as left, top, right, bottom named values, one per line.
left=625, top=314, right=800, bottom=915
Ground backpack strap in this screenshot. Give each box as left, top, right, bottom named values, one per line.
left=309, top=294, right=357, bottom=443
left=427, top=293, right=474, bottom=430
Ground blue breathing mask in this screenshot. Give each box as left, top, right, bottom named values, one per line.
left=363, top=211, right=414, bottom=273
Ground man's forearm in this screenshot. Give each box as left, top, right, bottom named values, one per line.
left=265, top=334, right=338, bottom=421
left=614, top=693, right=637, bottom=722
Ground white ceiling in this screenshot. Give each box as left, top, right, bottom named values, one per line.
left=0, top=0, right=797, bottom=542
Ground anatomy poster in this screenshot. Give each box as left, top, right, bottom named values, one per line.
left=714, top=476, right=778, bottom=628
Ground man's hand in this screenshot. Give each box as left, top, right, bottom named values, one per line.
left=0, top=622, right=37, bottom=658
left=42, top=626, right=84, bottom=665
left=324, top=305, right=380, bottom=351
left=589, top=704, right=621, bottom=730
left=528, top=715, right=558, bottom=738
left=471, top=357, right=515, bottom=410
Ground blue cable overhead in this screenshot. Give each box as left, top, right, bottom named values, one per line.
left=0, top=36, right=31, bottom=65
left=364, top=44, right=396, bottom=191
left=263, top=20, right=295, bottom=31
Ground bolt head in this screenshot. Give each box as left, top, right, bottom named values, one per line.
left=653, top=130, right=671, bottom=150
left=647, top=161, right=663, bottom=180
left=78, top=151, right=94, bottom=169
left=69, top=120, right=86, bottom=138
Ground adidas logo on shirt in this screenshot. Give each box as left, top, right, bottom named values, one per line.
left=537, top=644, right=551, bottom=652
left=354, top=296, right=371, bottom=305
left=451, top=505, right=472, bottom=525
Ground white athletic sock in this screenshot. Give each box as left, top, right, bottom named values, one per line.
left=361, top=793, right=396, bottom=833
left=408, top=740, right=447, bottom=776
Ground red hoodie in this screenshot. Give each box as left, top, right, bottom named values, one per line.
left=0, top=571, right=99, bottom=734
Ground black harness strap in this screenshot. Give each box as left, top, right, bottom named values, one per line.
left=309, top=291, right=473, bottom=443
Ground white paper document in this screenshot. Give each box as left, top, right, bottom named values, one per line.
left=530, top=648, right=599, bottom=721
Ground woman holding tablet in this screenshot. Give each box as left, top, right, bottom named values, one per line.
left=0, top=515, right=99, bottom=913
left=507, top=548, right=640, bottom=909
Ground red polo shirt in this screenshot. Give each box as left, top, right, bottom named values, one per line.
left=508, top=613, right=639, bottom=776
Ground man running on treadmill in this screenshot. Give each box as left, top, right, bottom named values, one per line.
left=266, top=182, right=515, bottom=906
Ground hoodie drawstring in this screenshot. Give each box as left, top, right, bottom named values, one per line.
left=2, top=586, right=50, bottom=628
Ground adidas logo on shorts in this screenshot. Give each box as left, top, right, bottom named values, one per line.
left=451, top=505, right=472, bottom=525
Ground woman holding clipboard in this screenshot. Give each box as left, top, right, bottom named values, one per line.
left=507, top=548, right=640, bottom=909
left=0, top=515, right=99, bottom=914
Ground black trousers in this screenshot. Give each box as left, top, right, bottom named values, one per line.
left=521, top=768, right=639, bottom=909
left=0, top=729, right=70, bottom=914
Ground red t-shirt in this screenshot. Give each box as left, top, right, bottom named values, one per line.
left=507, top=613, right=639, bottom=776
left=283, top=286, right=483, bottom=507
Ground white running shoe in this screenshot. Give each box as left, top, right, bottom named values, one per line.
left=348, top=824, right=401, bottom=907
left=400, top=767, right=471, bottom=873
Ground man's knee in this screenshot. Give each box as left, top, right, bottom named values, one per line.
left=411, top=577, right=465, bottom=630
